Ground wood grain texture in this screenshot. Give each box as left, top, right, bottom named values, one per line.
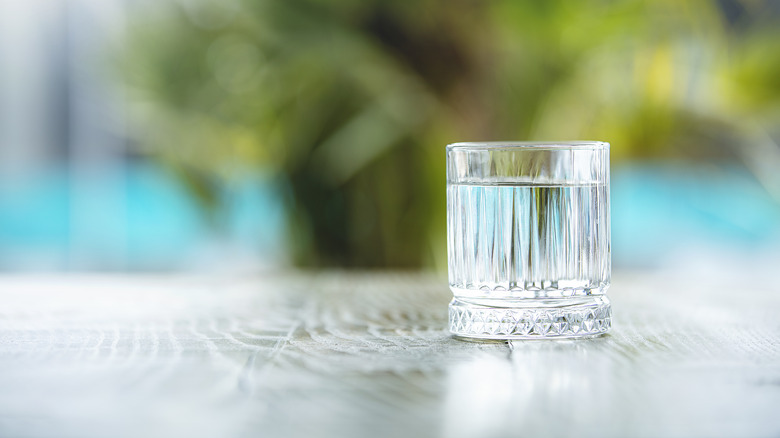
left=0, top=271, right=778, bottom=438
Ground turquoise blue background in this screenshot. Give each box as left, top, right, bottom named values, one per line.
left=0, top=163, right=777, bottom=270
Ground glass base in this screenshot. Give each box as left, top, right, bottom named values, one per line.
left=449, top=296, right=612, bottom=340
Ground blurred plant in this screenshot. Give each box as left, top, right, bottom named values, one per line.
left=119, top=0, right=780, bottom=268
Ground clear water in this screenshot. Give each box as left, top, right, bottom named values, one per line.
left=447, top=183, right=610, bottom=300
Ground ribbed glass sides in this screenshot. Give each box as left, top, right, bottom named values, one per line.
left=447, top=183, right=609, bottom=299
left=446, top=142, right=612, bottom=339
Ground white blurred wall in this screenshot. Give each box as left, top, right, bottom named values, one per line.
left=0, top=0, right=69, bottom=175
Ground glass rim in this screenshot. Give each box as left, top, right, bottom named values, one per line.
left=446, top=141, right=609, bottom=151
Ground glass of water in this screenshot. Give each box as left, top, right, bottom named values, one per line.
left=447, top=141, right=612, bottom=339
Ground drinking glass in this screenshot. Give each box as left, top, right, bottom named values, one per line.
left=447, top=141, right=612, bottom=339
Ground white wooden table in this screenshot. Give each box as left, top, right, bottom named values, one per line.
left=0, top=271, right=778, bottom=438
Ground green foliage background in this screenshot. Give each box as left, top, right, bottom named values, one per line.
left=120, top=0, right=780, bottom=268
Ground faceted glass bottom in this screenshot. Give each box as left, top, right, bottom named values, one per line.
left=449, top=296, right=612, bottom=339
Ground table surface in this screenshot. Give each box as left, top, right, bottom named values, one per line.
left=0, top=270, right=778, bottom=438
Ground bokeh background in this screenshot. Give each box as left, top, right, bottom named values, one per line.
left=1, top=0, right=779, bottom=272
